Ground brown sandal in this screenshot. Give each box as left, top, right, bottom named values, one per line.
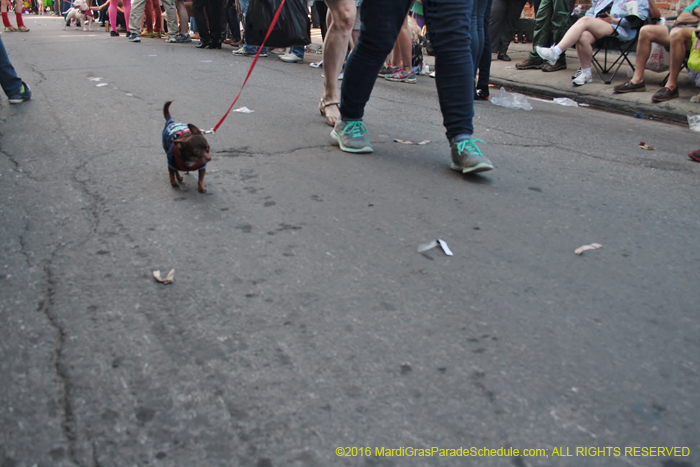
left=319, top=99, right=340, bottom=126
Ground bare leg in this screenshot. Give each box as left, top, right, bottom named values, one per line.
left=556, top=16, right=614, bottom=52
left=631, top=25, right=670, bottom=84
left=666, top=27, right=691, bottom=90
left=575, top=30, right=597, bottom=69
left=397, top=16, right=412, bottom=71
left=320, top=0, right=356, bottom=126
left=176, top=0, right=188, bottom=33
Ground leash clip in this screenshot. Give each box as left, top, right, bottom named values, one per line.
left=203, top=128, right=216, bottom=135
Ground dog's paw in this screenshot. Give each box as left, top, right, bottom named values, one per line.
left=691, top=94, right=700, bottom=104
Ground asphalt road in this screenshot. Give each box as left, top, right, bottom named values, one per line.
left=1, top=16, right=699, bottom=467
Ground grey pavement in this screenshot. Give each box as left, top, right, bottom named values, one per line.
left=1, top=15, right=699, bottom=467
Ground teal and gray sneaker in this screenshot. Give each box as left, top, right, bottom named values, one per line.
left=450, top=138, right=493, bottom=174
left=331, top=119, right=373, bottom=153
left=8, top=82, right=31, bottom=104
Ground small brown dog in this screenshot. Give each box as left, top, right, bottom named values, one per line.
left=162, top=101, right=211, bottom=193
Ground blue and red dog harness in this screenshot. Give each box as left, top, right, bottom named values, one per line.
left=162, top=118, right=207, bottom=172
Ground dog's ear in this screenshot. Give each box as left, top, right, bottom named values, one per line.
left=187, top=124, right=202, bottom=135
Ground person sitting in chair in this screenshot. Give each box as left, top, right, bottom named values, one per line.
left=535, top=0, right=651, bottom=86
left=614, top=0, right=699, bottom=102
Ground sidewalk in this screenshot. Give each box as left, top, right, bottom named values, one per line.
left=306, top=29, right=697, bottom=125
left=485, top=41, right=699, bottom=125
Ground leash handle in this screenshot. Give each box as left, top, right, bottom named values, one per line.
left=210, top=0, right=287, bottom=134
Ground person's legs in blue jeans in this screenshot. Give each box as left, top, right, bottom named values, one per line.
left=475, top=0, right=493, bottom=98
left=426, top=0, right=491, bottom=172
left=0, top=35, right=30, bottom=103
left=337, top=0, right=491, bottom=171
left=341, top=0, right=474, bottom=138
left=290, top=46, right=305, bottom=59
left=238, top=0, right=267, bottom=55
left=339, top=0, right=412, bottom=121
left=471, top=0, right=489, bottom=75
left=0, top=35, right=22, bottom=95
left=424, top=0, right=474, bottom=141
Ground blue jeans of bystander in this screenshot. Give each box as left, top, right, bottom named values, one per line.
left=0, top=36, right=22, bottom=97
left=340, top=0, right=474, bottom=140
left=239, top=0, right=268, bottom=54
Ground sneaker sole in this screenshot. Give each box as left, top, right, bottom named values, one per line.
left=451, top=162, right=493, bottom=174
left=385, top=77, right=417, bottom=83
left=331, top=130, right=373, bottom=154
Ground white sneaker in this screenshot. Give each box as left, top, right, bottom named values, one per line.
left=279, top=52, right=303, bottom=63
left=572, top=70, right=592, bottom=86
left=535, top=46, right=558, bottom=66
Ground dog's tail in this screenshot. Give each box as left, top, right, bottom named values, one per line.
left=164, top=100, right=173, bottom=121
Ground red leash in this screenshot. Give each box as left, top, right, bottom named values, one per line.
left=206, top=0, right=287, bottom=134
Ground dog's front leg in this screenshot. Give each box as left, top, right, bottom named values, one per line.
left=198, top=169, right=206, bottom=193
left=168, top=168, right=182, bottom=188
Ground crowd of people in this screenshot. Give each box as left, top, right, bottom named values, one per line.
left=2, top=0, right=700, bottom=167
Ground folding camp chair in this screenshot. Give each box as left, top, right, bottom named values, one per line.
left=591, top=15, right=646, bottom=84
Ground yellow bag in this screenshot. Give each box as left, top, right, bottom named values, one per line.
left=687, top=30, right=700, bottom=72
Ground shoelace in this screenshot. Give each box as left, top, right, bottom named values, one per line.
left=454, top=138, right=485, bottom=156
left=341, top=121, right=369, bottom=139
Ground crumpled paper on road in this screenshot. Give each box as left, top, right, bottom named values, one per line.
left=574, top=243, right=602, bottom=255
left=153, top=269, right=175, bottom=284
left=417, top=239, right=453, bottom=256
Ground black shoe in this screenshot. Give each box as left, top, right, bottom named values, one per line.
left=110, top=30, right=119, bottom=36
left=196, top=41, right=211, bottom=48
left=497, top=52, right=511, bottom=62
left=206, top=41, right=221, bottom=49
left=474, top=85, right=489, bottom=100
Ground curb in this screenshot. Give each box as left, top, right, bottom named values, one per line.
left=489, top=77, right=692, bottom=126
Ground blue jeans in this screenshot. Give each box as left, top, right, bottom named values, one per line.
left=289, top=46, right=305, bottom=59
left=340, top=0, right=474, bottom=140
left=0, top=36, right=22, bottom=98
left=476, top=0, right=492, bottom=88
left=471, top=0, right=489, bottom=75
left=239, top=0, right=268, bottom=54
